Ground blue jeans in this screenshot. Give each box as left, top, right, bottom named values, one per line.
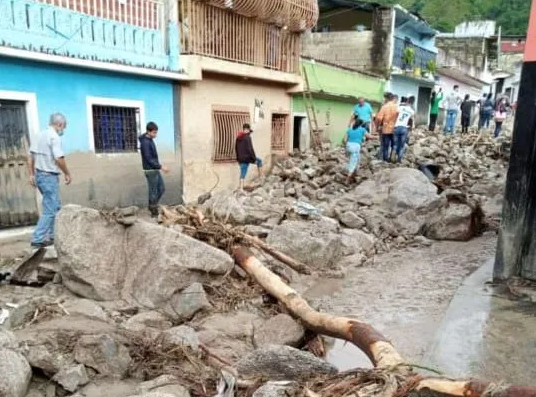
left=32, top=170, right=61, bottom=244
left=494, top=121, right=503, bottom=138
left=239, top=158, right=263, bottom=179
left=346, top=142, right=361, bottom=173
left=145, top=170, right=165, bottom=211
left=393, top=126, right=408, bottom=162
left=444, top=110, right=458, bottom=134
left=381, top=134, right=394, bottom=162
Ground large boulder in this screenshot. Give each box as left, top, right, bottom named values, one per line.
left=384, top=168, right=440, bottom=214
left=56, top=206, right=127, bottom=301
left=253, top=314, right=304, bottom=348
left=424, top=204, right=476, bottom=241
left=266, top=221, right=343, bottom=270
left=56, top=205, right=234, bottom=316
left=0, top=348, right=32, bottom=397
left=237, top=345, right=337, bottom=381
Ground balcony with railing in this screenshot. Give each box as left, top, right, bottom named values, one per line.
left=392, top=36, right=436, bottom=71
left=179, top=0, right=318, bottom=74
left=0, top=0, right=180, bottom=71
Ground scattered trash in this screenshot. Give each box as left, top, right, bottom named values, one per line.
left=213, top=370, right=236, bottom=397
left=293, top=201, right=322, bottom=217
left=0, top=308, right=9, bottom=325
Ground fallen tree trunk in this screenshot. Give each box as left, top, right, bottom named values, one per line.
left=232, top=246, right=536, bottom=397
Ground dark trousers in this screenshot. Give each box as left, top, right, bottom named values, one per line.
left=429, top=114, right=438, bottom=131
left=461, top=113, right=471, bottom=133
left=145, top=170, right=165, bottom=214
left=381, top=134, right=394, bottom=162
left=479, top=112, right=492, bottom=130
left=494, top=121, right=503, bottom=138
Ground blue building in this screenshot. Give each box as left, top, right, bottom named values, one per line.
left=0, top=0, right=187, bottom=228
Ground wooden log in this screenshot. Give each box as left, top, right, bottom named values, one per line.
left=232, top=246, right=536, bottom=397
left=232, top=246, right=403, bottom=367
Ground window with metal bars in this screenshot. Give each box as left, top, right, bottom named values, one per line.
left=212, top=107, right=251, bottom=162
left=92, top=105, right=140, bottom=154
left=271, top=113, right=289, bottom=152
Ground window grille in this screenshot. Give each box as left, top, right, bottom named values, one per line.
left=212, top=107, right=250, bottom=162
left=271, top=113, right=289, bottom=151
left=92, top=105, right=140, bottom=154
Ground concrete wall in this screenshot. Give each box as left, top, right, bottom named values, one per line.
left=0, top=57, right=181, bottom=209
left=293, top=96, right=353, bottom=145
left=180, top=74, right=292, bottom=202
left=316, top=9, right=374, bottom=31
left=389, top=74, right=434, bottom=126
left=302, top=31, right=375, bottom=72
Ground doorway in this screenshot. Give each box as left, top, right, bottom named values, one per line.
left=293, top=116, right=305, bottom=150
left=416, top=86, right=432, bottom=126
left=0, top=99, right=38, bottom=228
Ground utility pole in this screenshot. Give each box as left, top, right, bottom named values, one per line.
left=494, top=0, right=536, bottom=281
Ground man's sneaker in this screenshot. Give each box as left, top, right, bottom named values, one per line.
left=31, top=240, right=54, bottom=249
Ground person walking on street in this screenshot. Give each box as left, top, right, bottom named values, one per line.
left=478, top=93, right=494, bottom=130
left=429, top=88, right=443, bottom=131
left=393, top=97, right=415, bottom=163
left=494, top=98, right=508, bottom=138
left=375, top=93, right=399, bottom=162
left=29, top=113, right=71, bottom=248
left=460, top=94, right=472, bottom=134
left=343, top=118, right=371, bottom=184
left=443, top=85, right=462, bottom=135
left=139, top=122, right=169, bottom=218
left=236, top=123, right=263, bottom=190
left=375, top=92, right=391, bottom=159
left=350, top=97, right=374, bottom=133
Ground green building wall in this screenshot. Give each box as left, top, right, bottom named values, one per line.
left=293, top=59, right=386, bottom=145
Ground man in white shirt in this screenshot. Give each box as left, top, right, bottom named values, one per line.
left=393, top=97, right=415, bottom=163
left=29, top=113, right=71, bottom=248
left=443, top=85, right=463, bottom=134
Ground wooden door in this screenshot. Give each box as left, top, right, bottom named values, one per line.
left=0, top=100, right=38, bottom=228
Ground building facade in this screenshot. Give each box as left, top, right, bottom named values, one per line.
left=0, top=0, right=185, bottom=228
left=293, top=58, right=386, bottom=146
left=177, top=0, right=318, bottom=202
left=301, top=0, right=438, bottom=127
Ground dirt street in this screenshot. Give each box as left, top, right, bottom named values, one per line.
left=301, top=233, right=498, bottom=371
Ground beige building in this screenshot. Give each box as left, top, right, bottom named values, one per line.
left=178, top=0, right=317, bottom=202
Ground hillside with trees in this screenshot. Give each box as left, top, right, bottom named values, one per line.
left=373, top=0, right=530, bottom=35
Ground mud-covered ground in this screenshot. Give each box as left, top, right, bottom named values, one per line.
left=299, top=233, right=498, bottom=370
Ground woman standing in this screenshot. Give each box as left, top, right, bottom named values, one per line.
left=429, top=88, right=443, bottom=131
left=343, top=118, right=370, bottom=184
left=494, top=98, right=508, bottom=138
left=460, top=94, right=472, bottom=134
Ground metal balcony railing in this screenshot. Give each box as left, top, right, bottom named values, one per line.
left=393, top=36, right=436, bottom=70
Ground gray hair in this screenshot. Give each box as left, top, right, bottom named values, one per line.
left=49, top=113, right=67, bottom=127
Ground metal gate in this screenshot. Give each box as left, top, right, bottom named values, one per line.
left=0, top=100, right=38, bottom=228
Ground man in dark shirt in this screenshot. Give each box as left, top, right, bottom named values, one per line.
left=235, top=123, right=263, bottom=190
left=139, top=122, right=169, bottom=217
left=460, top=95, right=472, bottom=134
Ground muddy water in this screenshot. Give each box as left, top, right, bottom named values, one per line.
left=299, top=234, right=498, bottom=371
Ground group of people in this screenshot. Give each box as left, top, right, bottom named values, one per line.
left=343, top=94, right=416, bottom=183
left=29, top=115, right=170, bottom=248
left=429, top=85, right=511, bottom=138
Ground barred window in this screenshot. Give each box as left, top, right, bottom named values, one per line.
left=92, top=105, right=140, bottom=154
left=212, top=106, right=250, bottom=162
left=271, top=113, right=289, bottom=151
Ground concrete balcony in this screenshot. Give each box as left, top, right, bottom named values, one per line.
left=0, top=0, right=180, bottom=72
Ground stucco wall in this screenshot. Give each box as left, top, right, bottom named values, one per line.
left=0, top=57, right=181, bottom=209
left=180, top=75, right=292, bottom=202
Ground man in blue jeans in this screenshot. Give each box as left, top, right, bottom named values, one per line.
left=235, top=123, right=263, bottom=190
left=139, top=122, right=169, bottom=217
left=29, top=113, right=71, bottom=248
left=443, top=85, right=463, bottom=134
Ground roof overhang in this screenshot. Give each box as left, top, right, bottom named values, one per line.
left=438, top=67, right=488, bottom=88
left=393, top=5, right=436, bottom=37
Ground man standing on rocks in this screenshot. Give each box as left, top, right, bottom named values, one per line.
left=29, top=113, right=71, bottom=248
left=140, top=122, right=169, bottom=218
left=350, top=97, right=374, bottom=133
left=443, top=85, right=463, bottom=135
left=236, top=123, right=263, bottom=191
left=375, top=93, right=399, bottom=162
left=393, top=96, right=415, bottom=163
left=375, top=92, right=392, bottom=159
